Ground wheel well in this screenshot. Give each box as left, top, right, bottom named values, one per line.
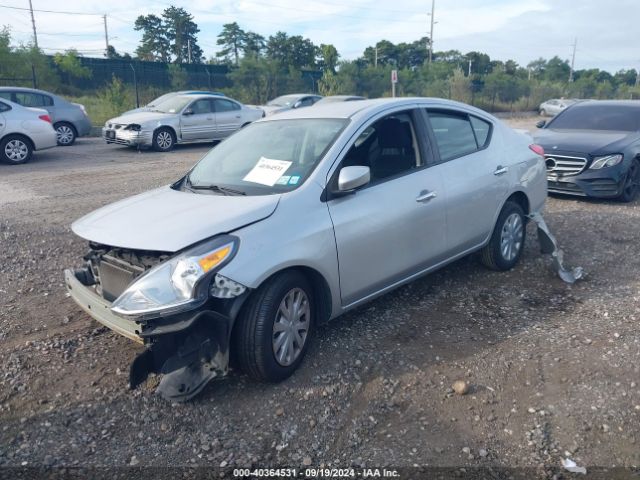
left=239, top=266, right=333, bottom=326
left=154, top=125, right=177, bottom=140
left=54, top=121, right=77, bottom=135
left=2, top=133, right=34, bottom=150
left=506, top=191, right=530, bottom=215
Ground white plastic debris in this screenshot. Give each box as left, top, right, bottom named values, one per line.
left=528, top=212, right=584, bottom=284
left=562, top=458, right=587, bottom=474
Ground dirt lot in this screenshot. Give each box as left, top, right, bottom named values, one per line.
left=1, top=120, right=639, bottom=478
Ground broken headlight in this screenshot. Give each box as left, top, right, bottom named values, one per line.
left=124, top=124, right=142, bottom=132
left=590, top=154, right=623, bottom=169
left=111, top=236, right=239, bottom=319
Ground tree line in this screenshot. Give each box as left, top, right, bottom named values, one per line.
left=2, top=3, right=640, bottom=111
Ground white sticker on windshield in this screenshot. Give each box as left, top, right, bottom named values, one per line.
left=243, top=157, right=292, bottom=186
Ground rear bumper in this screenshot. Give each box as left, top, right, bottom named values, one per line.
left=64, top=269, right=142, bottom=343
left=547, top=163, right=627, bottom=198
left=75, top=117, right=93, bottom=137
left=33, top=130, right=58, bottom=151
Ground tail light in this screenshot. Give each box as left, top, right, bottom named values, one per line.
left=529, top=144, right=545, bottom=157
left=39, top=114, right=52, bottom=123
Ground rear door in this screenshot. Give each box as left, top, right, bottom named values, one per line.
left=213, top=98, right=243, bottom=139
left=424, top=109, right=507, bottom=254
left=0, top=100, right=9, bottom=136
left=180, top=98, right=216, bottom=141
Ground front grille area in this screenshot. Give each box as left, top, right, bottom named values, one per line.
left=545, top=154, right=588, bottom=176
left=86, top=246, right=168, bottom=302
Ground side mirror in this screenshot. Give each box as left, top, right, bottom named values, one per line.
left=536, top=120, right=546, bottom=129
left=183, top=108, right=194, bottom=116
left=293, top=100, right=303, bottom=109
left=337, top=166, right=370, bottom=193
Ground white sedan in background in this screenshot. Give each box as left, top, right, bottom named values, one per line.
left=0, top=98, right=57, bottom=164
left=103, top=94, right=264, bottom=151
left=539, top=98, right=578, bottom=116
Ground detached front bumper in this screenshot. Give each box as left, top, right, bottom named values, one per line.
left=547, top=163, right=627, bottom=198
left=64, top=269, right=143, bottom=343
left=64, top=268, right=247, bottom=401
left=102, top=127, right=152, bottom=147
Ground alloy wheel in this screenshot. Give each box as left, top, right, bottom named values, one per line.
left=4, top=139, right=29, bottom=162
left=156, top=131, right=173, bottom=150
left=272, top=288, right=311, bottom=367
left=623, top=162, right=640, bottom=199
left=500, top=212, right=523, bottom=261
left=56, top=125, right=74, bottom=145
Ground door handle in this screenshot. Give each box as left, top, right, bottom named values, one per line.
left=416, top=190, right=437, bottom=203
left=206, top=117, right=213, bottom=120
left=494, top=166, right=508, bottom=176
left=235, top=115, right=241, bottom=118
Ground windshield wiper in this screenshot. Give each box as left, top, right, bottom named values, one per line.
left=188, top=183, right=247, bottom=196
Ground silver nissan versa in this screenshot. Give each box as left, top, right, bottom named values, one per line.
left=64, top=98, right=547, bottom=401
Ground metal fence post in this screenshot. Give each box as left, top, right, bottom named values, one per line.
left=130, top=63, right=140, bottom=108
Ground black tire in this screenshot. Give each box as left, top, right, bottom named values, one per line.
left=618, top=160, right=640, bottom=203
left=152, top=127, right=175, bottom=152
left=1, top=135, right=33, bottom=165
left=232, top=271, right=314, bottom=382
left=54, top=122, right=77, bottom=146
left=480, top=201, right=526, bottom=271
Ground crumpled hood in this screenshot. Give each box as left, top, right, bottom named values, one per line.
left=107, top=111, right=172, bottom=126
left=72, top=186, right=280, bottom=252
left=534, top=129, right=638, bottom=154
left=260, top=105, right=289, bottom=116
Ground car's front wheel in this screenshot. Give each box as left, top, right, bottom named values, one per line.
left=1, top=135, right=33, bottom=164
left=152, top=127, right=175, bottom=152
left=54, top=122, right=77, bottom=146
left=539, top=109, right=547, bottom=116
left=619, top=160, right=640, bottom=203
left=233, top=271, right=314, bottom=382
left=481, top=201, right=526, bottom=271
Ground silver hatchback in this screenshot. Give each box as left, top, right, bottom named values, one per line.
left=65, top=98, right=547, bottom=401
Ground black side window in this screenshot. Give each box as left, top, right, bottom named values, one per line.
left=470, top=116, right=491, bottom=147
left=427, top=110, right=486, bottom=161
left=14, top=92, right=47, bottom=107
left=342, top=111, right=420, bottom=182
left=190, top=99, right=213, bottom=114
left=0, top=92, right=11, bottom=101
left=0, top=101, right=11, bottom=112
left=299, top=97, right=315, bottom=107
left=214, top=99, right=240, bottom=112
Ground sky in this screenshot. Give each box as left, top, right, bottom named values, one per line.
left=1, top=0, right=638, bottom=73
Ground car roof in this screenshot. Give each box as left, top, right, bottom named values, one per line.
left=569, top=99, right=640, bottom=108
left=0, top=86, right=58, bottom=97
left=263, top=97, right=494, bottom=121
left=177, top=93, right=238, bottom=102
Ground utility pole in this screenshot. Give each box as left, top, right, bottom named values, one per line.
left=188, top=39, right=192, bottom=64
left=103, top=15, right=109, bottom=57
left=28, top=0, right=38, bottom=48
left=569, top=37, right=577, bottom=82
left=468, top=59, right=473, bottom=76
left=428, top=0, right=435, bottom=64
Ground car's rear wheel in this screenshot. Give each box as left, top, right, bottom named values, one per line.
left=481, top=201, right=525, bottom=271
left=152, top=127, right=175, bottom=152
left=1, top=135, right=33, bottom=165
left=619, top=160, right=640, bottom=203
left=233, top=271, right=314, bottom=382
left=54, top=122, right=77, bottom=146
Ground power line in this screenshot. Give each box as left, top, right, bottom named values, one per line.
left=0, top=3, right=103, bottom=16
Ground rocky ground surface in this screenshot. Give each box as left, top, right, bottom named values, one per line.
left=0, top=121, right=639, bottom=478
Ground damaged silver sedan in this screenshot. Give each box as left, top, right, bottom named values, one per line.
left=65, top=98, right=552, bottom=401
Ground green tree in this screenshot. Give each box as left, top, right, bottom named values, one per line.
left=53, top=50, right=91, bottom=79
left=163, top=6, right=202, bottom=63
left=319, top=44, right=339, bottom=72
left=243, top=31, right=266, bottom=57
left=217, top=22, right=246, bottom=65
left=134, top=14, right=170, bottom=62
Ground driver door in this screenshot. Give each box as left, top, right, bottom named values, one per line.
left=326, top=109, right=448, bottom=307
left=181, top=98, right=216, bottom=141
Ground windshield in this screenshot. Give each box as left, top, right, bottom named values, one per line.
left=549, top=104, right=640, bottom=132
left=147, top=92, right=176, bottom=107
left=267, top=95, right=301, bottom=107
left=186, top=119, right=348, bottom=195
left=151, top=96, right=192, bottom=113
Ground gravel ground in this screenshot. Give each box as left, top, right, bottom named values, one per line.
left=1, top=120, right=639, bottom=478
